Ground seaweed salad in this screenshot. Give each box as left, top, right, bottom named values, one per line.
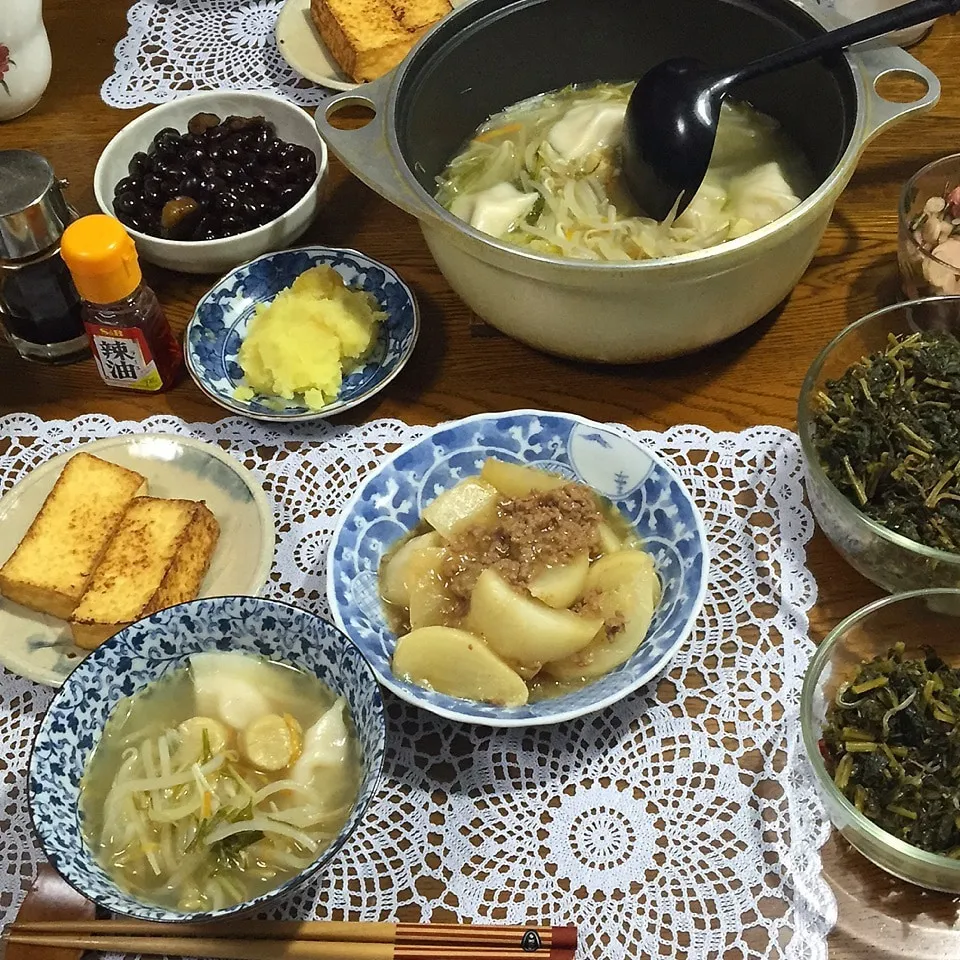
left=812, top=331, right=960, bottom=554
left=821, top=642, right=960, bottom=855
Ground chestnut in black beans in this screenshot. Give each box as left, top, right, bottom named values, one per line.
left=160, top=196, right=203, bottom=240
left=187, top=112, right=221, bottom=136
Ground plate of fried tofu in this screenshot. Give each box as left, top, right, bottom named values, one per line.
left=0, top=436, right=276, bottom=687
left=276, top=0, right=462, bottom=90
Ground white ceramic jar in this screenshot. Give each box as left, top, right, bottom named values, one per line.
left=0, top=0, right=52, bottom=122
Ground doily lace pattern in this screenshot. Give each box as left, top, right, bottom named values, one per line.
left=0, top=414, right=836, bottom=957
left=102, top=0, right=331, bottom=108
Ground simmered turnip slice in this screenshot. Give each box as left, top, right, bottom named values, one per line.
left=465, top=568, right=601, bottom=667
left=528, top=552, right=590, bottom=609
left=393, top=626, right=529, bottom=707
left=543, top=550, right=660, bottom=681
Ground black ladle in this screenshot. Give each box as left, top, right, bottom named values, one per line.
left=622, top=0, right=958, bottom=222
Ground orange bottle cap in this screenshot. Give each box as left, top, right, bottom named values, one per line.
left=61, top=214, right=142, bottom=304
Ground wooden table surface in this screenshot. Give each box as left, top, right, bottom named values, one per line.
left=3, top=2, right=960, bottom=956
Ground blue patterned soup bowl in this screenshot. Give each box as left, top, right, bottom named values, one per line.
left=184, top=246, right=419, bottom=422
left=28, top=597, right=386, bottom=921
left=327, top=410, right=709, bottom=727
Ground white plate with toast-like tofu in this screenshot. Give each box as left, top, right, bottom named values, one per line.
left=0, top=435, right=276, bottom=688
left=276, top=0, right=467, bottom=91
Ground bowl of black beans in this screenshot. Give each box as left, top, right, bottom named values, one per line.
left=94, top=91, right=327, bottom=274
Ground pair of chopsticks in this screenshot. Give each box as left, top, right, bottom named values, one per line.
left=6, top=920, right=578, bottom=959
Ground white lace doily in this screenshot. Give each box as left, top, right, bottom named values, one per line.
left=102, top=0, right=332, bottom=108
left=0, top=414, right=836, bottom=957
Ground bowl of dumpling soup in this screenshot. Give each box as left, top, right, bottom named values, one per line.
left=28, top=596, right=385, bottom=920
left=316, top=0, right=939, bottom=362
left=327, top=410, right=709, bottom=727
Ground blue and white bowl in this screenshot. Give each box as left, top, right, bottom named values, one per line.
left=28, top=596, right=386, bottom=921
left=327, top=410, right=709, bottom=727
left=185, top=247, right=420, bottom=422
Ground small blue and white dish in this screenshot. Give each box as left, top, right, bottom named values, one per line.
left=184, top=246, right=419, bottom=422
left=28, top=596, right=386, bottom=921
left=327, top=410, right=709, bottom=727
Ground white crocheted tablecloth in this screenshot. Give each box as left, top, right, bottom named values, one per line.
left=0, top=414, right=836, bottom=958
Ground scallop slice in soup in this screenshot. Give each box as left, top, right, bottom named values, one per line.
left=465, top=568, right=601, bottom=668
left=393, top=625, right=529, bottom=707
left=543, top=550, right=660, bottom=681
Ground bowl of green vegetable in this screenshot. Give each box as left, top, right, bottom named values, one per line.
left=798, top=296, right=960, bottom=593
left=801, top=589, right=960, bottom=892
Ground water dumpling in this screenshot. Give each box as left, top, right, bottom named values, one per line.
left=544, top=101, right=627, bottom=172
left=673, top=176, right=730, bottom=237
left=435, top=82, right=813, bottom=261
left=291, top=696, right=350, bottom=784
left=449, top=182, right=538, bottom=237
left=726, top=162, right=801, bottom=238
left=190, top=651, right=274, bottom=730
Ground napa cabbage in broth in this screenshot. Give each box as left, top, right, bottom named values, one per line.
left=79, top=652, right=360, bottom=913
left=435, top=82, right=814, bottom=261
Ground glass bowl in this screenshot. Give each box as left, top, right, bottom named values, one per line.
left=899, top=154, right=960, bottom=300
left=801, top=589, right=960, bottom=893
left=797, top=297, right=960, bottom=593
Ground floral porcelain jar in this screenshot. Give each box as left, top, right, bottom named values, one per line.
left=0, top=0, right=52, bottom=122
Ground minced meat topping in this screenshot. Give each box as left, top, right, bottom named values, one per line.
left=442, top=483, right=602, bottom=599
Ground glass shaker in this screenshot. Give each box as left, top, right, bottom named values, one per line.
left=0, top=149, right=89, bottom=364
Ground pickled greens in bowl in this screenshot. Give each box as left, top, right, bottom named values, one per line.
left=435, top=81, right=814, bottom=261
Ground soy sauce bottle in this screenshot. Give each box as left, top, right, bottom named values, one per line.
left=0, top=150, right=89, bottom=364
left=60, top=215, right=183, bottom=391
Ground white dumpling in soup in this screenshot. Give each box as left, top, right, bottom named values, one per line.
left=726, top=161, right=801, bottom=238
left=674, top=176, right=730, bottom=235
left=449, top=182, right=537, bottom=238
left=546, top=101, right=627, bottom=164
left=291, top=696, right=350, bottom=784
left=191, top=651, right=274, bottom=731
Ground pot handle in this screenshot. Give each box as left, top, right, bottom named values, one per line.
left=315, top=74, right=435, bottom=221
left=856, top=44, right=940, bottom=146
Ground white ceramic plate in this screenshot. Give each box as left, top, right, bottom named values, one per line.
left=0, top=435, right=276, bottom=687
left=275, top=0, right=468, bottom=92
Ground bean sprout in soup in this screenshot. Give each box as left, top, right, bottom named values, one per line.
left=79, top=652, right=361, bottom=913
left=435, top=82, right=814, bottom=261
